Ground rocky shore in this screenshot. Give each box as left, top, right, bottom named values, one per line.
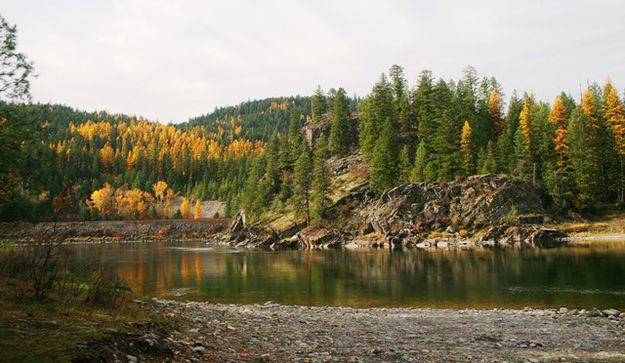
left=90, top=300, right=625, bottom=362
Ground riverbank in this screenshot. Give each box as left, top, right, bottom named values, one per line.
left=2, top=297, right=624, bottom=361
left=0, top=218, right=229, bottom=244
left=147, top=300, right=625, bottom=362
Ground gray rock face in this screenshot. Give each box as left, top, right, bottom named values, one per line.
left=354, top=174, right=556, bottom=247
left=362, top=175, right=545, bottom=235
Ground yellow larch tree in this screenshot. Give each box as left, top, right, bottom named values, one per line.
left=549, top=96, right=569, bottom=168
left=460, top=120, right=474, bottom=174
left=605, top=85, right=625, bottom=154
left=91, top=183, right=115, bottom=218
left=194, top=199, right=202, bottom=219
left=604, top=84, right=625, bottom=202
left=582, top=89, right=599, bottom=132
left=180, top=197, right=191, bottom=219
left=99, top=143, right=115, bottom=170
left=519, top=96, right=534, bottom=151
left=488, top=89, right=504, bottom=135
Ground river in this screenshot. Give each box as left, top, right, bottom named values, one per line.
left=61, top=240, right=625, bottom=309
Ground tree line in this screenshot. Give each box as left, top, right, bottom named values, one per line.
left=352, top=65, right=625, bottom=211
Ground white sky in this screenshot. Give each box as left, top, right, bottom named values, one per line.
left=3, top=0, right=625, bottom=123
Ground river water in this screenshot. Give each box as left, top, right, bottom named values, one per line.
left=62, top=240, right=625, bottom=309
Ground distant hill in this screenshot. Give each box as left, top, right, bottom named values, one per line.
left=183, top=96, right=312, bottom=142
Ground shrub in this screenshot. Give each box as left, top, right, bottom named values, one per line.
left=502, top=206, right=519, bottom=226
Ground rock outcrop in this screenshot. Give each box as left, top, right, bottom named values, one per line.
left=354, top=174, right=560, bottom=248
left=225, top=173, right=563, bottom=249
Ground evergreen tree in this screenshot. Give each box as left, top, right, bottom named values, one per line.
left=370, top=118, right=400, bottom=194
left=399, top=145, right=412, bottom=183
left=568, top=107, right=601, bottom=209
left=480, top=141, right=497, bottom=174
left=432, top=111, right=462, bottom=180
left=411, top=141, right=428, bottom=182
left=0, top=14, right=35, bottom=101
left=497, top=93, right=524, bottom=173
left=258, top=132, right=280, bottom=205
left=292, top=143, right=312, bottom=222
left=287, top=107, right=303, bottom=163
left=310, top=136, right=330, bottom=224
left=242, top=156, right=266, bottom=218
left=311, top=86, right=328, bottom=122
left=412, top=70, right=435, bottom=143
left=359, top=74, right=393, bottom=160
left=389, top=65, right=412, bottom=137
left=329, top=88, right=351, bottom=155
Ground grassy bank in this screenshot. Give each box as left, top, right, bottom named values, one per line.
left=0, top=241, right=178, bottom=362
left=0, top=298, right=169, bottom=362
left=554, top=212, right=625, bottom=238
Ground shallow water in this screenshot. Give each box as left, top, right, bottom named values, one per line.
left=55, top=240, right=625, bottom=308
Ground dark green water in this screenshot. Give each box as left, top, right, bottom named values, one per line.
left=64, top=240, right=625, bottom=309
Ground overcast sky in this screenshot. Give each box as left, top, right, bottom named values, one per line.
left=3, top=0, right=625, bottom=123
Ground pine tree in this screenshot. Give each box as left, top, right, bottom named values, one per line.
left=399, top=145, right=412, bottom=183
left=460, top=121, right=474, bottom=175
left=432, top=111, right=462, bottom=180
left=411, top=141, right=428, bottom=182
left=258, top=132, right=280, bottom=206
left=412, top=70, right=434, bottom=143
left=292, top=143, right=312, bottom=222
left=497, top=94, right=523, bottom=173
left=480, top=141, right=497, bottom=174
left=310, top=136, right=330, bottom=224
left=582, top=87, right=615, bottom=202
left=287, top=107, right=303, bottom=163
left=389, top=65, right=412, bottom=136
left=242, top=156, right=266, bottom=219
left=359, top=74, right=393, bottom=161
left=370, top=118, right=400, bottom=194
left=311, top=86, right=327, bottom=122
left=329, top=88, right=351, bottom=155
left=568, top=107, right=601, bottom=209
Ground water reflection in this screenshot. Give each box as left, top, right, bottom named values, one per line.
left=64, top=241, right=625, bottom=309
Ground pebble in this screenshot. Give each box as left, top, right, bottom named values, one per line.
left=134, top=299, right=625, bottom=361
left=601, top=309, right=621, bottom=318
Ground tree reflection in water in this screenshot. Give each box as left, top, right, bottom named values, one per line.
left=62, top=241, right=625, bottom=309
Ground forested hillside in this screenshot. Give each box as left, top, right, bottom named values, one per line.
left=240, top=65, right=625, bottom=226
left=2, top=64, right=625, bottom=223
left=0, top=97, right=314, bottom=221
